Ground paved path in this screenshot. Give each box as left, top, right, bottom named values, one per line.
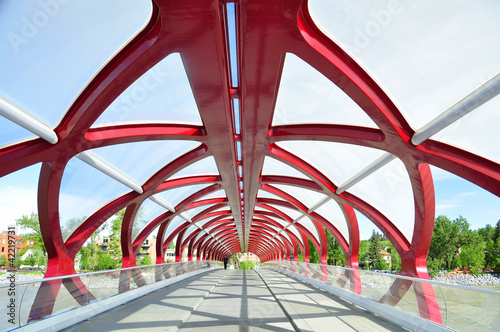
left=63, top=269, right=403, bottom=332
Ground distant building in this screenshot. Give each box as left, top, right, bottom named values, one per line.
left=20, top=248, right=44, bottom=261
left=0, top=230, right=33, bottom=259
left=239, top=252, right=260, bottom=265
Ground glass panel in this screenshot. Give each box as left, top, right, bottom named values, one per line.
left=0, top=116, right=36, bottom=148
left=272, top=53, right=377, bottom=127
left=266, top=204, right=303, bottom=220
left=93, top=53, right=203, bottom=127
left=431, top=165, right=500, bottom=231
left=132, top=198, right=168, bottom=241
left=261, top=156, right=310, bottom=180
left=315, top=199, right=350, bottom=244
left=89, top=141, right=201, bottom=185
left=348, top=157, right=415, bottom=241
left=60, top=157, right=130, bottom=241
left=226, top=3, right=238, bottom=87
left=308, top=0, right=500, bottom=129
left=432, top=94, right=500, bottom=164
left=194, top=189, right=227, bottom=202
left=183, top=224, right=199, bottom=242
left=271, top=184, right=327, bottom=209
left=276, top=141, right=385, bottom=185
left=0, top=0, right=152, bottom=127
left=295, top=216, right=319, bottom=241
left=355, top=209, right=380, bottom=241
left=163, top=216, right=186, bottom=242
left=257, top=189, right=284, bottom=200
left=154, top=184, right=212, bottom=207
left=168, top=156, right=219, bottom=180
left=184, top=204, right=216, bottom=219
left=0, top=163, right=41, bottom=228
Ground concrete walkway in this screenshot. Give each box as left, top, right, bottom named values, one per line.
left=63, top=269, right=403, bottom=332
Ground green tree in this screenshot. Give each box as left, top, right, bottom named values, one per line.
left=308, top=238, right=319, bottom=264
left=140, top=254, right=153, bottom=266
left=297, top=244, right=304, bottom=262
left=359, top=240, right=369, bottom=268
left=493, top=220, right=500, bottom=243
left=77, top=219, right=107, bottom=271
left=0, top=255, right=7, bottom=267
left=389, top=246, right=401, bottom=271
left=485, top=239, right=500, bottom=268
left=368, top=230, right=382, bottom=270
left=478, top=224, right=494, bottom=241
left=428, top=215, right=477, bottom=270
left=16, top=212, right=45, bottom=254
left=109, top=209, right=125, bottom=264
left=326, top=228, right=345, bottom=266
left=24, top=254, right=37, bottom=267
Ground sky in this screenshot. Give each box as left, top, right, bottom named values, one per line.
left=0, top=1, right=499, bottom=245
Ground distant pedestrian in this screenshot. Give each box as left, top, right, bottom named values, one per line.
left=224, top=257, right=228, bottom=269
left=235, top=262, right=239, bottom=269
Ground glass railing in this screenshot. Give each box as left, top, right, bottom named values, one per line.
left=263, top=261, right=500, bottom=332
left=0, top=261, right=220, bottom=331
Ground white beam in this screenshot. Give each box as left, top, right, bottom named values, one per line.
left=0, top=97, right=58, bottom=144
left=412, top=73, right=500, bottom=146
left=307, top=197, right=331, bottom=213
left=148, top=196, right=175, bottom=212
left=76, top=151, right=143, bottom=194
left=336, top=153, right=395, bottom=195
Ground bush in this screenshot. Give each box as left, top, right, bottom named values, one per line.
left=96, top=254, right=116, bottom=270
left=427, top=258, right=443, bottom=278
left=239, top=261, right=255, bottom=270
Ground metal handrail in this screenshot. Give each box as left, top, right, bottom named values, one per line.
left=264, top=260, right=500, bottom=296
left=0, top=260, right=219, bottom=288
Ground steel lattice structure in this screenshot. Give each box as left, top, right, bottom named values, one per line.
left=1, top=0, right=499, bottom=324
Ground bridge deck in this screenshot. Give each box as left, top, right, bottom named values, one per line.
left=63, top=269, right=402, bottom=332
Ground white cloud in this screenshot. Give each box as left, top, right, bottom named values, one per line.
left=0, top=185, right=38, bottom=232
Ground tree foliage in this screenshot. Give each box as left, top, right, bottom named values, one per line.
left=428, top=215, right=478, bottom=270
left=308, top=238, right=319, bottom=264
left=96, top=253, right=116, bottom=270
left=325, top=228, right=345, bottom=266
left=0, top=255, right=7, bottom=267
left=16, top=212, right=45, bottom=254
left=367, top=230, right=383, bottom=270
left=108, top=209, right=125, bottom=264
left=140, top=254, right=153, bottom=266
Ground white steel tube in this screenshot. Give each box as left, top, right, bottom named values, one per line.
left=412, top=73, right=500, bottom=145
left=76, top=151, right=143, bottom=194
left=0, top=97, right=58, bottom=144
left=149, top=196, right=175, bottom=212
left=336, top=153, right=395, bottom=195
